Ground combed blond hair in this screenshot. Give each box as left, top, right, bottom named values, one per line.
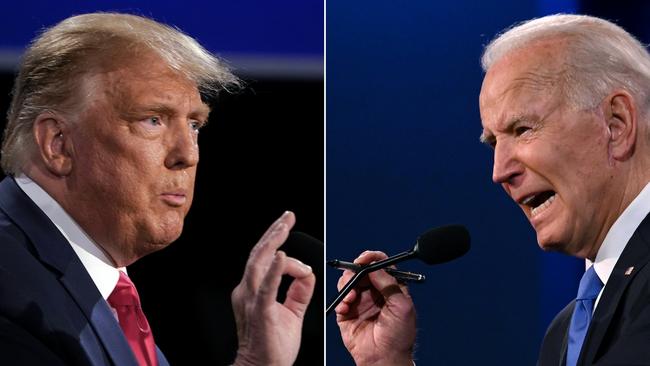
left=3, top=12, right=240, bottom=175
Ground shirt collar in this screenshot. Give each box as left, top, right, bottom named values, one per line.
left=590, top=182, right=650, bottom=286
left=15, top=174, right=124, bottom=299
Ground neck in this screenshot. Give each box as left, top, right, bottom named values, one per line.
left=583, top=164, right=650, bottom=261
left=21, top=163, right=129, bottom=266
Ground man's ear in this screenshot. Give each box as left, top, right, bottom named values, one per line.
left=32, top=112, right=73, bottom=176
left=604, top=90, right=637, bottom=161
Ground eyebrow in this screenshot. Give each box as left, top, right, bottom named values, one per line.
left=479, top=115, right=529, bottom=146
left=193, top=104, right=212, bottom=119
left=479, top=130, right=495, bottom=146
left=126, top=102, right=211, bottom=121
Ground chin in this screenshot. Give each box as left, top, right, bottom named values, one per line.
left=538, top=241, right=563, bottom=253
left=130, top=237, right=176, bottom=263
left=154, top=225, right=184, bottom=247
left=536, top=230, right=566, bottom=253
left=537, top=234, right=580, bottom=257
left=139, top=222, right=184, bottom=252
left=156, top=213, right=185, bottom=239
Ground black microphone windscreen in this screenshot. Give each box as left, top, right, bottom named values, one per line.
left=282, top=231, right=324, bottom=268
left=414, top=225, right=470, bottom=265
left=286, top=231, right=323, bottom=247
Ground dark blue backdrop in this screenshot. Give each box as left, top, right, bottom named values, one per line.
left=324, top=0, right=608, bottom=364
left=0, top=0, right=323, bottom=80
left=0, top=1, right=322, bottom=56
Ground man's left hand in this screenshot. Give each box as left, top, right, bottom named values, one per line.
left=231, top=211, right=316, bottom=366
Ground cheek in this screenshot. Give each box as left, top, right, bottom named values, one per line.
left=566, top=142, right=611, bottom=193
left=74, top=147, right=160, bottom=212
left=107, top=146, right=166, bottom=188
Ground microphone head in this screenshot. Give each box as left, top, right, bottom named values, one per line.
left=282, top=230, right=324, bottom=279
left=282, top=231, right=324, bottom=264
left=413, top=225, right=470, bottom=265
left=286, top=231, right=324, bottom=247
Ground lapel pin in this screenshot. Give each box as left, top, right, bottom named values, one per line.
left=625, top=266, right=634, bottom=276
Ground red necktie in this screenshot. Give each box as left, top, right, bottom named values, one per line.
left=108, top=271, right=158, bottom=366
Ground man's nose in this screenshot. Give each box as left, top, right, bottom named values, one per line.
left=492, top=139, right=522, bottom=185
left=165, top=122, right=199, bottom=170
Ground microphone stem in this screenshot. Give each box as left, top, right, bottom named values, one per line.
left=326, top=250, right=415, bottom=315
left=362, top=250, right=415, bottom=272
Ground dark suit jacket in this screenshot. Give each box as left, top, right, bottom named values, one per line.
left=538, top=213, right=650, bottom=365
left=0, top=177, right=169, bottom=365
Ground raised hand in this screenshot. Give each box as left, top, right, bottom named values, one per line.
left=232, top=211, right=316, bottom=366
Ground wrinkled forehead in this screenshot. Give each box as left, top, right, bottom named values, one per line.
left=480, top=42, right=568, bottom=115
left=80, top=56, right=209, bottom=115
left=478, top=45, right=570, bottom=144
left=483, top=41, right=567, bottom=98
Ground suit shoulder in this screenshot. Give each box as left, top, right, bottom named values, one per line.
left=0, top=208, right=33, bottom=251
left=0, top=315, right=67, bottom=365
left=548, top=301, right=575, bottom=328
left=0, top=209, right=46, bottom=273
left=538, top=301, right=574, bottom=366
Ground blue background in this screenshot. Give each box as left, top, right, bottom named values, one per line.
left=0, top=2, right=321, bottom=55
left=0, top=0, right=323, bottom=76
left=324, top=0, right=641, bottom=364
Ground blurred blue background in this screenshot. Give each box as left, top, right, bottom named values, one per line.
left=326, top=0, right=650, bottom=364
left=0, top=0, right=322, bottom=77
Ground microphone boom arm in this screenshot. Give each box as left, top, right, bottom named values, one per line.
left=325, top=249, right=416, bottom=315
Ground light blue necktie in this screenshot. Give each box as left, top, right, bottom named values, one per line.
left=566, top=266, right=603, bottom=366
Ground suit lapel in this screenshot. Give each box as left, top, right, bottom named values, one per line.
left=560, top=312, right=570, bottom=366
left=0, top=178, right=138, bottom=366
left=579, top=213, right=650, bottom=365
left=59, top=258, right=139, bottom=366
left=538, top=300, right=573, bottom=366
left=157, top=346, right=170, bottom=366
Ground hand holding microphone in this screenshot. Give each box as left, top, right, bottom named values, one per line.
left=335, top=250, right=418, bottom=366
left=332, top=225, right=470, bottom=366
left=328, top=259, right=426, bottom=283
left=327, top=225, right=471, bottom=314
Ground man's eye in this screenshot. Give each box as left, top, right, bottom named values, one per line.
left=147, top=117, right=161, bottom=125
left=514, top=126, right=531, bottom=136
left=139, top=116, right=162, bottom=127
left=190, top=120, right=204, bottom=132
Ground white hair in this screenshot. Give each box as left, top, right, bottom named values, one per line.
left=2, top=12, right=240, bottom=175
left=482, top=14, right=650, bottom=111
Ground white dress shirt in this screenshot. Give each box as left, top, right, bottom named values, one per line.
left=590, top=182, right=650, bottom=310
left=15, top=174, right=124, bottom=300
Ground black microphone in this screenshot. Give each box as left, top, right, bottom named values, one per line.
left=325, top=225, right=470, bottom=315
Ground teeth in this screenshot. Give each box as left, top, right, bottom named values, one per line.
left=531, top=194, right=556, bottom=217
left=521, top=195, right=535, bottom=206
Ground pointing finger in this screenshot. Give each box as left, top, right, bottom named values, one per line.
left=243, top=211, right=296, bottom=290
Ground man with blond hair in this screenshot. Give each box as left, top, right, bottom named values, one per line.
left=0, top=13, right=315, bottom=366
left=335, top=14, right=650, bottom=365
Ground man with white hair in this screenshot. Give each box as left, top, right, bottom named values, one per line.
left=0, top=13, right=315, bottom=366
left=335, top=14, right=650, bottom=365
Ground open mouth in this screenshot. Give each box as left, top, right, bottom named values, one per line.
left=521, top=191, right=556, bottom=217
